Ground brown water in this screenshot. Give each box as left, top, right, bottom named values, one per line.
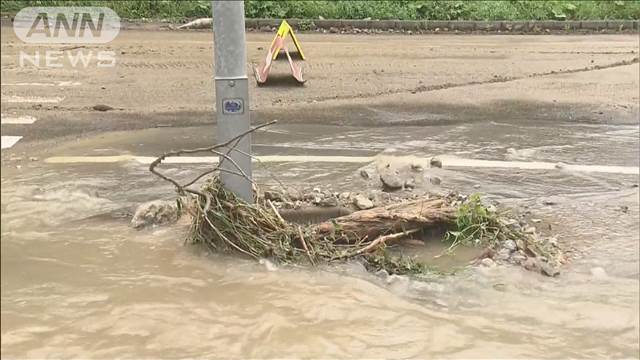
left=2, top=121, right=639, bottom=358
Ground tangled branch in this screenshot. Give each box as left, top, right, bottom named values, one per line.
left=146, top=120, right=561, bottom=276
left=149, top=120, right=277, bottom=211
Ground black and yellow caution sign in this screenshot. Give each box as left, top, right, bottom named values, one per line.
left=254, top=20, right=306, bottom=84
left=269, top=20, right=305, bottom=60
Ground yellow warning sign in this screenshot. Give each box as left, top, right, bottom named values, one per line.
left=269, top=20, right=305, bottom=60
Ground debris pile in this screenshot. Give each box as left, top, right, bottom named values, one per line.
left=147, top=121, right=564, bottom=277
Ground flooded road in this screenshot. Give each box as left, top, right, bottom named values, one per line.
left=2, top=119, right=638, bottom=358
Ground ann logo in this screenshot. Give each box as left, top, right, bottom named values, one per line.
left=14, top=7, right=120, bottom=44
left=26, top=12, right=105, bottom=38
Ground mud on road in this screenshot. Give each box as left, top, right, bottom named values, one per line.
left=1, top=27, right=638, bottom=143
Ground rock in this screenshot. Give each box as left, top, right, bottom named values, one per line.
left=329, top=27, right=339, bottom=33
left=523, top=258, right=539, bottom=272
left=131, top=200, right=180, bottom=229
left=492, top=283, right=506, bottom=291
left=318, top=196, right=338, bottom=207
left=495, top=248, right=511, bottom=261
left=338, top=192, right=351, bottom=200
left=510, top=253, right=527, bottom=264
left=360, top=168, right=374, bottom=179
left=524, top=226, right=536, bottom=234
left=286, top=187, right=302, bottom=201
left=516, top=239, right=526, bottom=251
left=404, top=178, right=416, bottom=189
left=301, top=191, right=315, bottom=201
left=503, top=239, right=517, bottom=252
left=353, top=194, right=374, bottom=210
left=259, top=258, right=278, bottom=271
left=531, top=218, right=542, bottom=223
left=540, top=262, right=560, bottom=277
left=264, top=190, right=284, bottom=202
left=590, top=267, right=607, bottom=279
left=375, top=269, right=389, bottom=278
left=92, top=104, right=114, bottom=112
left=473, top=184, right=481, bottom=189
left=430, top=157, right=442, bottom=168
left=547, top=236, right=559, bottom=248
left=379, top=169, right=404, bottom=190
left=29, top=157, right=38, bottom=161
left=430, top=176, right=441, bottom=185
left=480, top=258, right=496, bottom=268
left=411, top=163, right=423, bottom=172
left=541, top=196, right=562, bottom=206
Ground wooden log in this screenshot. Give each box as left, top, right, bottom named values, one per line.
left=315, top=196, right=456, bottom=240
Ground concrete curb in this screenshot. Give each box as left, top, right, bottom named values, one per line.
left=3, top=16, right=634, bottom=34
left=245, top=19, right=639, bottom=33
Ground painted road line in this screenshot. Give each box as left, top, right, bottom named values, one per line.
left=1, top=81, right=81, bottom=87
left=43, top=154, right=640, bottom=175
left=1, top=136, right=23, bottom=149
left=2, top=96, right=64, bottom=103
left=44, top=155, right=375, bottom=165
left=0, top=114, right=37, bottom=124
left=435, top=155, right=639, bottom=175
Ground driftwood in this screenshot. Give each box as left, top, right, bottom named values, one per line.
left=149, top=121, right=479, bottom=274
left=315, top=197, right=456, bottom=240
left=177, top=18, right=213, bottom=30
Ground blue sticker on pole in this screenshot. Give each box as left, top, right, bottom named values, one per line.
left=222, top=98, right=244, bottom=115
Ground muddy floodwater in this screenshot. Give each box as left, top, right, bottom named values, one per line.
left=1, top=121, right=639, bottom=358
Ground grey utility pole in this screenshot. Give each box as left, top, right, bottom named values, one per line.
left=212, top=0, right=252, bottom=202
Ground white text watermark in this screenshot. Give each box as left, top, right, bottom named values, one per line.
left=14, top=7, right=120, bottom=68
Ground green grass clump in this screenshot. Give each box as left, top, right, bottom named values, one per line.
left=445, top=193, right=504, bottom=252
left=2, top=0, right=639, bottom=21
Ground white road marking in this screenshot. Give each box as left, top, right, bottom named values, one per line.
left=44, top=155, right=375, bottom=164
left=2, top=95, right=64, bottom=103
left=0, top=114, right=37, bottom=124
left=1, top=81, right=81, bottom=87
left=43, top=154, right=640, bottom=175
left=435, top=155, right=639, bottom=175
left=1, top=136, right=23, bottom=149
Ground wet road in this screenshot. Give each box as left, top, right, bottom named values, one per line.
left=2, top=29, right=640, bottom=358
left=2, top=118, right=639, bottom=358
